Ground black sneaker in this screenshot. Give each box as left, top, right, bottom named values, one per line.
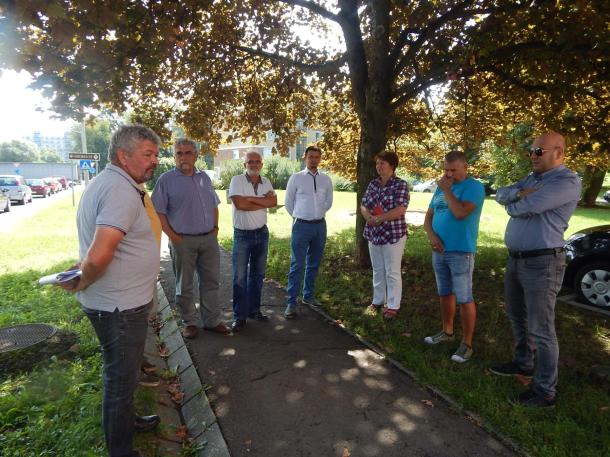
left=248, top=311, right=270, bottom=322
left=489, top=361, right=534, bottom=378
left=512, top=389, right=556, bottom=409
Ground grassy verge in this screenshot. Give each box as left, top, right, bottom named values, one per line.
left=219, top=191, right=610, bottom=457
left=0, top=196, right=166, bottom=457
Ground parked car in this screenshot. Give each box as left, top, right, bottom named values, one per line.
left=564, top=225, right=610, bottom=308
left=26, top=178, right=53, bottom=198
left=52, top=176, right=68, bottom=190
left=0, top=188, right=10, bottom=213
left=44, top=177, right=61, bottom=194
left=0, top=174, right=32, bottom=205
left=413, top=179, right=438, bottom=193
left=604, top=190, right=610, bottom=203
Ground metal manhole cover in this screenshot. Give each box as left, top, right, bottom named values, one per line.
left=0, top=323, right=58, bottom=353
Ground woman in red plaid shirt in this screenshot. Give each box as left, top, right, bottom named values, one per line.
left=360, top=151, right=410, bottom=319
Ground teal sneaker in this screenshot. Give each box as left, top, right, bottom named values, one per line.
left=424, top=330, right=455, bottom=345
left=451, top=342, right=473, bottom=363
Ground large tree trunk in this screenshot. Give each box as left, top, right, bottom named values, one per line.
left=580, top=166, right=606, bottom=207
left=355, top=117, right=389, bottom=266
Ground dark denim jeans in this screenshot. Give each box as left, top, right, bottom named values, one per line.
left=286, top=219, right=327, bottom=306
left=232, top=226, right=269, bottom=321
left=504, top=254, right=565, bottom=397
left=84, top=302, right=151, bottom=457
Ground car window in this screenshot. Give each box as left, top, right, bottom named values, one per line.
left=0, top=178, right=17, bottom=186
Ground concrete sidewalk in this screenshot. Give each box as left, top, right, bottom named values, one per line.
left=158, top=248, right=519, bottom=457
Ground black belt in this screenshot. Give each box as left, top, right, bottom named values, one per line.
left=295, top=218, right=325, bottom=224
left=508, top=247, right=564, bottom=259
left=179, top=230, right=214, bottom=236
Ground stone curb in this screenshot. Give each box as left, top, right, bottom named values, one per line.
left=303, top=302, right=529, bottom=457
left=156, top=281, right=231, bottom=457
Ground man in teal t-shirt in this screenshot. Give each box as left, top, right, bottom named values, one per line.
left=423, top=150, right=485, bottom=363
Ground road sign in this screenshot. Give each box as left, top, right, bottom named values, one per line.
left=70, top=153, right=100, bottom=161
left=79, top=160, right=94, bottom=172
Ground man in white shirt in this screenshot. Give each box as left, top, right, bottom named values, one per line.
left=228, top=151, right=277, bottom=332
left=284, top=146, right=333, bottom=318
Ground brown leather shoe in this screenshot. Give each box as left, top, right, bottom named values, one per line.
left=204, top=323, right=231, bottom=335
left=182, top=325, right=199, bottom=339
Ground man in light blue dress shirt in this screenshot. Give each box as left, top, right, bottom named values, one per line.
left=284, top=146, right=333, bottom=318
left=491, top=132, right=581, bottom=408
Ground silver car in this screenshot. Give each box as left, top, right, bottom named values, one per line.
left=0, top=175, right=33, bottom=205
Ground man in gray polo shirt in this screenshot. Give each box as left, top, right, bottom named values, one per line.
left=491, top=131, right=581, bottom=408
left=152, top=139, right=229, bottom=338
left=62, top=124, right=161, bottom=457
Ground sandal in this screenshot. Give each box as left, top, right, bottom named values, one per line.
left=383, top=308, right=399, bottom=319
left=367, top=303, right=383, bottom=313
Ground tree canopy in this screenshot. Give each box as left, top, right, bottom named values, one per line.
left=2, top=0, right=608, bottom=259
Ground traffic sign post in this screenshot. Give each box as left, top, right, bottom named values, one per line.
left=69, top=153, right=100, bottom=161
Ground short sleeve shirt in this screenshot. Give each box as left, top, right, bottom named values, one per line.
left=151, top=168, right=220, bottom=234
left=229, top=174, right=274, bottom=230
left=361, top=176, right=410, bottom=245
left=76, top=164, right=160, bottom=311
left=429, top=177, right=485, bottom=253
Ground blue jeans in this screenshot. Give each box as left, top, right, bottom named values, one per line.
left=286, top=219, right=327, bottom=305
left=504, top=253, right=566, bottom=397
left=232, top=226, right=269, bottom=320
left=84, top=301, right=151, bottom=457
left=432, top=251, right=475, bottom=304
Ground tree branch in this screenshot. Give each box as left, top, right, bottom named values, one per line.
left=278, top=0, right=341, bottom=24
left=232, top=44, right=346, bottom=72
left=393, top=0, right=475, bottom=76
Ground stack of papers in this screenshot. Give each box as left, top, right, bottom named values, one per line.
left=38, top=269, right=82, bottom=286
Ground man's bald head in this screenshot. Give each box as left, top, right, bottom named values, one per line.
left=531, top=131, right=566, bottom=173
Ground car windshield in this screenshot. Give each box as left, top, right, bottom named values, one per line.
left=0, top=177, right=18, bottom=186
left=27, top=179, right=43, bottom=185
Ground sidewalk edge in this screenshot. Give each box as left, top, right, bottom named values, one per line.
left=156, top=281, right=231, bottom=457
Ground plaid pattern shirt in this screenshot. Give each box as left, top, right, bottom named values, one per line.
left=362, top=176, right=409, bottom=245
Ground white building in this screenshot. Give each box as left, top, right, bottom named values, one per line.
left=27, top=131, right=74, bottom=161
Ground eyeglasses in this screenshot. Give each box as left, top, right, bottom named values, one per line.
left=246, top=160, right=262, bottom=164
left=528, top=147, right=554, bottom=157
left=176, top=150, right=195, bottom=156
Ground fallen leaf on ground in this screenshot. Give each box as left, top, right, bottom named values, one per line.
left=158, top=346, right=170, bottom=358
left=515, top=374, right=532, bottom=386
left=400, top=332, right=412, bottom=338
left=421, top=399, right=435, bottom=407
left=175, top=425, right=189, bottom=440
left=341, top=447, right=351, bottom=457
left=599, top=406, right=609, bottom=412
left=170, top=391, right=184, bottom=404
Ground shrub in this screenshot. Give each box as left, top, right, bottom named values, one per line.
left=218, top=159, right=245, bottom=190
left=328, top=172, right=357, bottom=192
left=263, top=155, right=301, bottom=189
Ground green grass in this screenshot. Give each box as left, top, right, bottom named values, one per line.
left=219, top=190, right=610, bottom=457
left=0, top=196, right=165, bottom=457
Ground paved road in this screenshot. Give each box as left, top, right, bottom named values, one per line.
left=0, top=186, right=81, bottom=232
left=158, top=248, right=517, bottom=457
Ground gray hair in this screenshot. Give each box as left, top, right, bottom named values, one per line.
left=174, top=138, right=198, bottom=153
left=108, top=124, right=161, bottom=162
left=444, top=150, right=467, bottom=163
left=244, top=150, right=262, bottom=162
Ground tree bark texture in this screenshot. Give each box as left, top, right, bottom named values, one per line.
left=580, top=166, right=606, bottom=207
